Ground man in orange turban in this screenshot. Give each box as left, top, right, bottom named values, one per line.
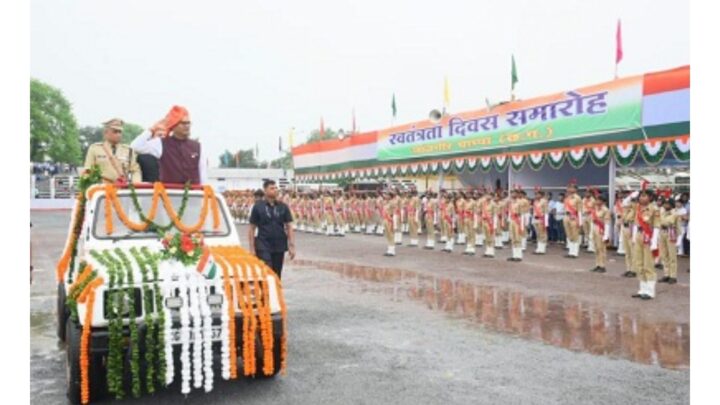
left=131, top=105, right=206, bottom=184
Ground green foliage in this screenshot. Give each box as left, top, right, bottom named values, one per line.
left=219, top=148, right=260, bottom=168
left=270, top=151, right=293, bottom=169
left=30, top=79, right=82, bottom=164
left=305, top=127, right=341, bottom=144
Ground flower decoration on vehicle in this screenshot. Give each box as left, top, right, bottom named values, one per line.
left=160, top=232, right=205, bottom=266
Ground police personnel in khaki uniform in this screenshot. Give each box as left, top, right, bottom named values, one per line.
left=563, top=182, right=583, bottom=258
left=507, top=188, right=524, bottom=262
left=463, top=192, right=478, bottom=255
left=481, top=189, right=498, bottom=257
left=84, top=118, right=141, bottom=183
left=658, top=196, right=681, bottom=284
left=424, top=191, right=439, bottom=249
left=631, top=186, right=661, bottom=300
left=590, top=194, right=611, bottom=273
left=382, top=191, right=398, bottom=256
left=533, top=189, right=550, bottom=255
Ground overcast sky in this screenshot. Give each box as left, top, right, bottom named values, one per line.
left=30, top=0, right=688, bottom=165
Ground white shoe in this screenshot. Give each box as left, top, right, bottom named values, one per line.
left=646, top=280, right=656, bottom=298
left=394, top=232, right=402, bottom=244
left=385, top=246, right=396, bottom=256
left=409, top=239, right=419, bottom=246
left=440, top=236, right=448, bottom=243
left=476, top=234, right=484, bottom=247
left=484, top=246, right=495, bottom=257
left=425, top=239, right=435, bottom=249
left=636, top=281, right=647, bottom=297
left=521, top=238, right=527, bottom=251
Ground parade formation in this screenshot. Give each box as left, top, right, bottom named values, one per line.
left=225, top=181, right=687, bottom=301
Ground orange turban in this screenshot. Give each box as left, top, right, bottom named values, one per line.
left=164, top=105, right=189, bottom=132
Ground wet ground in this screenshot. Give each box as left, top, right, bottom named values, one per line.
left=31, top=211, right=689, bottom=404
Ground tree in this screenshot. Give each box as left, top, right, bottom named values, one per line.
left=270, top=151, right=293, bottom=169
left=305, top=127, right=341, bottom=144
left=30, top=79, right=82, bottom=164
left=218, top=149, right=260, bottom=168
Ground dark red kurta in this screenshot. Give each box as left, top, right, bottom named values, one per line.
left=159, top=136, right=201, bottom=184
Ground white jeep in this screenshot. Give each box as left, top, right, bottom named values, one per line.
left=57, top=184, right=286, bottom=404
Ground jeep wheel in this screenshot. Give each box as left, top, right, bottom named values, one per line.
left=66, top=319, right=107, bottom=404
left=57, top=283, right=68, bottom=342
left=66, top=318, right=82, bottom=404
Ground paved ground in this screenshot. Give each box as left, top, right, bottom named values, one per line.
left=31, top=212, right=689, bottom=404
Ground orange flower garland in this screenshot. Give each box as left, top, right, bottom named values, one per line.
left=56, top=198, right=83, bottom=282
left=76, top=276, right=104, bottom=405
left=106, top=183, right=162, bottom=232
left=208, top=245, right=288, bottom=376
left=69, top=264, right=94, bottom=294
left=105, top=184, right=114, bottom=235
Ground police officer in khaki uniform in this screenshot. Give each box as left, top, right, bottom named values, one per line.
left=563, top=182, right=583, bottom=258
left=507, top=188, right=524, bottom=262
left=84, top=118, right=142, bottom=183
left=631, top=186, right=661, bottom=300
left=658, top=196, right=681, bottom=284
left=481, top=189, right=498, bottom=258
left=590, top=194, right=611, bottom=273
left=382, top=191, right=397, bottom=256
left=532, top=189, right=550, bottom=255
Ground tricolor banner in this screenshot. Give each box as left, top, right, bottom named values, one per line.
left=378, top=75, right=644, bottom=161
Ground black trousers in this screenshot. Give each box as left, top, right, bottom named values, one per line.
left=256, top=250, right=285, bottom=279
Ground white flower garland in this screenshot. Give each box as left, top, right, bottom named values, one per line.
left=219, top=277, right=231, bottom=380
left=178, top=268, right=192, bottom=394
left=189, top=276, right=203, bottom=390
left=158, top=259, right=227, bottom=394
left=197, top=282, right=214, bottom=392
left=160, top=261, right=175, bottom=386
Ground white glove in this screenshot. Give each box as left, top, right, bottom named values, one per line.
left=544, top=214, right=549, bottom=228
left=651, top=227, right=659, bottom=250
left=631, top=190, right=639, bottom=199
left=603, top=222, right=610, bottom=241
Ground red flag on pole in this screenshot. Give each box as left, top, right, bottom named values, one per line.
left=320, top=117, right=325, bottom=139
left=616, top=19, right=623, bottom=65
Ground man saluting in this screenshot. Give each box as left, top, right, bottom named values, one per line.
left=131, top=105, right=207, bottom=184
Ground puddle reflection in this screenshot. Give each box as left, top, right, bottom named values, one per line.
left=293, top=259, right=689, bottom=370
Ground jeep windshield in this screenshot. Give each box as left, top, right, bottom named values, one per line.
left=92, top=191, right=231, bottom=240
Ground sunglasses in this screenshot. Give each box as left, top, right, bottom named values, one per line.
left=111, top=129, right=123, bottom=134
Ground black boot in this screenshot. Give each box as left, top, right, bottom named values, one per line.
left=668, top=277, right=677, bottom=284
left=590, top=266, right=599, bottom=272
left=624, top=271, right=637, bottom=278
left=596, top=267, right=607, bottom=273
left=658, top=276, right=670, bottom=283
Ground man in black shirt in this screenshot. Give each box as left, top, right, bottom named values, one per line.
left=248, top=180, right=296, bottom=279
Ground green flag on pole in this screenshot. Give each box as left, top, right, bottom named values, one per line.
left=391, top=93, right=397, bottom=118
left=511, top=54, right=519, bottom=97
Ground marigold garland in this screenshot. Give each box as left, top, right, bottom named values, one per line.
left=76, top=276, right=104, bottom=405
left=102, top=182, right=219, bottom=235
left=209, top=245, right=288, bottom=376
left=56, top=197, right=83, bottom=282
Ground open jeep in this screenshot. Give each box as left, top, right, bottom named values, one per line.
left=56, top=181, right=288, bottom=404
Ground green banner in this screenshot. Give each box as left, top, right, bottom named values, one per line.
left=377, top=76, right=643, bottom=161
